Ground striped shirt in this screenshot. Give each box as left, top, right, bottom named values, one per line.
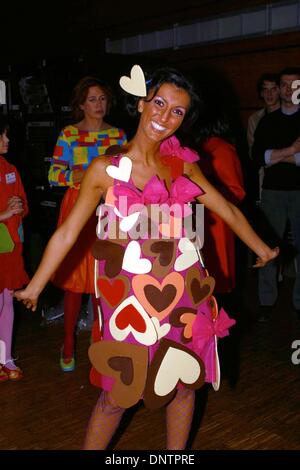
left=48, top=125, right=127, bottom=187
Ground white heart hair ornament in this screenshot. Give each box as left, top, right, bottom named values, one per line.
left=119, top=65, right=147, bottom=97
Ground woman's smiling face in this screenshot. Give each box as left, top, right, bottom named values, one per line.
left=138, top=83, right=191, bottom=142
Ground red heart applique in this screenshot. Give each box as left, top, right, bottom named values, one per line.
left=115, top=304, right=147, bottom=333
left=97, top=276, right=129, bottom=307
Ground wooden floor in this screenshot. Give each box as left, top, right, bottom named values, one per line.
left=1, top=269, right=300, bottom=451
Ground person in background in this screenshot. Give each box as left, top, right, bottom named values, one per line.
left=193, top=109, right=246, bottom=384
left=247, top=73, right=280, bottom=159
left=252, top=67, right=300, bottom=322
left=196, top=110, right=246, bottom=311
left=15, top=65, right=278, bottom=449
left=247, top=73, right=280, bottom=209
left=48, top=76, right=127, bottom=372
left=0, top=116, right=28, bottom=381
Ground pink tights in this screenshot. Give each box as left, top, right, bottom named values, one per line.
left=0, top=289, right=14, bottom=367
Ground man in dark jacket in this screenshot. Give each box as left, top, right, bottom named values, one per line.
left=252, top=67, right=300, bottom=322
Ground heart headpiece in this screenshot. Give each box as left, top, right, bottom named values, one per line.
left=119, top=64, right=147, bottom=97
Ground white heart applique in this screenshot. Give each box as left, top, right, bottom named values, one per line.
left=122, top=240, right=152, bottom=274
left=151, top=318, right=171, bottom=340
left=119, top=65, right=147, bottom=97
left=212, top=335, right=221, bottom=391
left=106, top=156, right=132, bottom=182
left=114, top=207, right=140, bottom=232
left=174, top=237, right=199, bottom=272
left=154, top=346, right=202, bottom=396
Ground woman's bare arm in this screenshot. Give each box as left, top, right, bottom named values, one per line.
left=14, top=158, right=110, bottom=310
left=186, top=162, right=279, bottom=267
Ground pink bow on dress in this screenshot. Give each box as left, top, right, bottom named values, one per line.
left=192, top=308, right=236, bottom=383
left=160, top=135, right=200, bottom=163
left=113, top=175, right=203, bottom=216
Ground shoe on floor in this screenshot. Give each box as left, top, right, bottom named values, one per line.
left=258, top=305, right=273, bottom=323
left=60, top=347, right=75, bottom=372
left=1, top=364, right=23, bottom=381
left=60, top=357, right=75, bottom=372
left=0, top=365, right=9, bottom=382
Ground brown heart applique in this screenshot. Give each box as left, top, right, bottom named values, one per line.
left=143, top=339, right=205, bottom=409
left=143, top=284, right=177, bottom=312
left=92, top=239, right=125, bottom=278
left=186, top=266, right=215, bottom=306
left=89, top=340, right=148, bottom=408
left=132, top=272, right=184, bottom=321
left=142, top=240, right=176, bottom=277
left=108, top=356, right=133, bottom=385
left=170, top=307, right=197, bottom=343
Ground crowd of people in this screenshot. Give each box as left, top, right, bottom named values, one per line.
left=249, top=67, right=300, bottom=322
left=1, top=62, right=299, bottom=449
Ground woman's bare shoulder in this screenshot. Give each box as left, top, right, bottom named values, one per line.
left=85, top=156, right=113, bottom=192
left=90, top=155, right=111, bottom=171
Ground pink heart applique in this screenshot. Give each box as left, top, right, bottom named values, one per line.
left=132, top=272, right=184, bottom=321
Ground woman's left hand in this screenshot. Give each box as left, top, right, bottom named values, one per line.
left=253, top=246, right=280, bottom=268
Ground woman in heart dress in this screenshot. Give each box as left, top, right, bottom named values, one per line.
left=15, top=65, right=279, bottom=450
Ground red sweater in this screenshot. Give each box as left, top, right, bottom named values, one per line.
left=199, top=137, right=245, bottom=293
left=0, top=155, right=29, bottom=291
left=0, top=155, right=28, bottom=243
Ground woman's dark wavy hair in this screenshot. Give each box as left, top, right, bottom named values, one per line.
left=70, top=76, right=115, bottom=122
left=256, top=72, right=279, bottom=94
left=195, top=109, right=235, bottom=146
left=125, top=66, right=202, bottom=132
left=0, top=115, right=9, bottom=135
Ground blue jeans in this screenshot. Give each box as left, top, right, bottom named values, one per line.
left=258, top=189, right=300, bottom=309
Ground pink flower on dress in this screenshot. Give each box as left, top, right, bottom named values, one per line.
left=160, top=135, right=200, bottom=163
